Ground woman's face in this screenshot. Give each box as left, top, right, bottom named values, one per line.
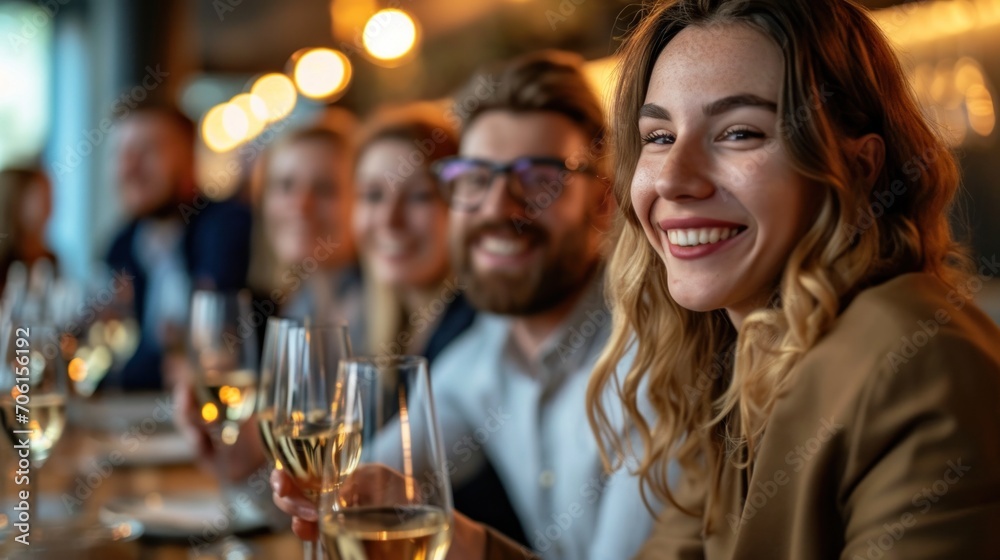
left=631, top=23, right=822, bottom=324
left=263, top=139, right=354, bottom=268
left=18, top=176, right=51, bottom=239
left=353, top=139, right=450, bottom=289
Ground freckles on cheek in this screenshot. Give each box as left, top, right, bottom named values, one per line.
left=630, top=172, right=658, bottom=239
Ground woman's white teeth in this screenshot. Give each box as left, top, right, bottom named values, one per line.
left=480, top=236, right=528, bottom=256
left=667, top=228, right=741, bottom=247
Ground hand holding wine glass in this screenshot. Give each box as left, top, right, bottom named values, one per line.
left=270, top=323, right=353, bottom=559
left=317, top=355, right=453, bottom=560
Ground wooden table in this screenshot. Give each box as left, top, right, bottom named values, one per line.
left=1, top=393, right=305, bottom=559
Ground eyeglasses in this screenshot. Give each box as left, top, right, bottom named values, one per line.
left=431, top=156, right=600, bottom=212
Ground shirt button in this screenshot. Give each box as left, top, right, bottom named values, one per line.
left=539, top=469, right=556, bottom=488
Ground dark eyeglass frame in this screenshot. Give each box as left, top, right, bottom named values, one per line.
left=431, top=156, right=603, bottom=212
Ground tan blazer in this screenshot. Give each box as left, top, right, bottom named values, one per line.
left=634, top=273, right=1000, bottom=559
left=485, top=272, right=1000, bottom=559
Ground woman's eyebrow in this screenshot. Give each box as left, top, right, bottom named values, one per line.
left=638, top=103, right=671, bottom=121
left=639, top=94, right=777, bottom=122
left=703, top=94, right=777, bottom=116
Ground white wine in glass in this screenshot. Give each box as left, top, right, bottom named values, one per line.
left=257, top=316, right=299, bottom=470
left=0, top=323, right=70, bottom=542
left=273, top=324, right=353, bottom=560
left=320, top=356, right=453, bottom=560
left=188, top=290, right=260, bottom=445
left=273, top=414, right=362, bottom=500
left=0, top=392, right=67, bottom=466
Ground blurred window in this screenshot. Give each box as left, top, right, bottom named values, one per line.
left=0, top=2, right=52, bottom=168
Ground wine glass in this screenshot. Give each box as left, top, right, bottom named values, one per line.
left=319, top=356, right=453, bottom=560
left=187, top=290, right=259, bottom=446
left=271, top=324, right=352, bottom=560
left=0, top=322, right=70, bottom=540
left=256, top=316, right=299, bottom=470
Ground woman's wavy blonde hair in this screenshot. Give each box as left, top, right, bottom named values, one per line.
left=587, top=0, right=972, bottom=525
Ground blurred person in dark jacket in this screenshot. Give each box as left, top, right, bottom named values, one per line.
left=105, top=101, right=251, bottom=390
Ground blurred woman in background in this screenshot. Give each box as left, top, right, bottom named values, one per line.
left=247, top=109, right=363, bottom=338
left=350, top=103, right=528, bottom=544
left=352, top=103, right=474, bottom=361
left=174, top=111, right=363, bottom=484
left=0, top=166, right=56, bottom=299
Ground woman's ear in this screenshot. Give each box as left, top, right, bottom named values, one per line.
left=851, top=133, right=885, bottom=190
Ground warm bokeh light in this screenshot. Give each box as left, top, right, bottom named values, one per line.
left=222, top=103, right=250, bottom=143
left=906, top=56, right=997, bottom=145
left=330, top=0, right=377, bottom=43
left=68, top=357, right=87, bottom=382
left=250, top=72, right=297, bottom=122
left=875, top=0, right=1000, bottom=47
left=219, top=385, right=241, bottom=406
left=230, top=93, right=268, bottom=139
left=202, top=103, right=240, bottom=152
left=583, top=56, right=618, bottom=112
left=363, top=9, right=419, bottom=63
left=202, top=402, right=219, bottom=423
left=293, top=48, right=353, bottom=100
left=967, top=84, right=996, bottom=137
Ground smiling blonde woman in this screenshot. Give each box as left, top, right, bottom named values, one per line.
left=585, top=0, right=1000, bottom=558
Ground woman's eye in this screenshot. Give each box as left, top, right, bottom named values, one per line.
left=641, top=131, right=675, bottom=145
left=362, top=190, right=383, bottom=203
left=720, top=127, right=765, bottom=141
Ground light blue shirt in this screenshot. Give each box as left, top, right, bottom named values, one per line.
left=428, top=276, right=657, bottom=560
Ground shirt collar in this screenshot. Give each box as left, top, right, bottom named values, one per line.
left=497, top=271, right=610, bottom=389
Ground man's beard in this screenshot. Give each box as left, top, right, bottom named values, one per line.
left=453, top=218, right=598, bottom=316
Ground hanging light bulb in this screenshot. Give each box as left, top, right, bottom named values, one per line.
left=291, top=48, right=353, bottom=100
left=362, top=8, right=419, bottom=65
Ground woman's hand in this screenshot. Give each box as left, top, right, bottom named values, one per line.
left=270, top=466, right=486, bottom=559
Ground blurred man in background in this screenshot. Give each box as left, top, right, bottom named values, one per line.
left=105, top=101, right=252, bottom=390
left=273, top=51, right=656, bottom=560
